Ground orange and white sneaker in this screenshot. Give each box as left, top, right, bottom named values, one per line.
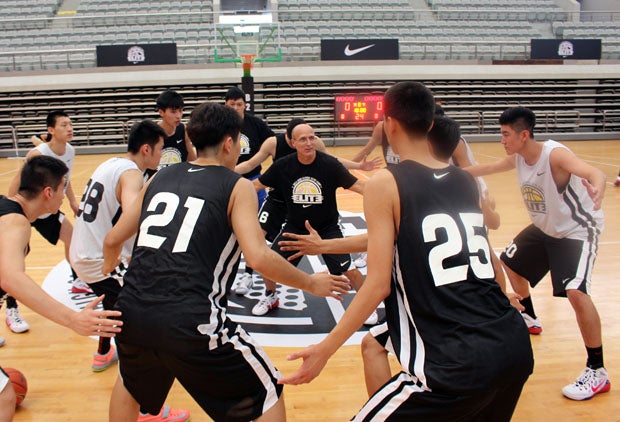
left=138, top=405, right=190, bottom=422
left=562, top=367, right=611, bottom=400
left=92, top=346, right=118, bottom=372
left=521, top=312, right=542, bottom=335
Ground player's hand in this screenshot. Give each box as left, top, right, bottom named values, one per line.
left=279, top=343, right=330, bottom=385
left=279, top=220, right=323, bottom=260
left=506, top=292, right=524, bottom=312
left=309, top=272, right=350, bottom=301
left=582, top=178, right=603, bottom=210
left=69, top=295, right=123, bottom=337
left=359, top=155, right=383, bottom=171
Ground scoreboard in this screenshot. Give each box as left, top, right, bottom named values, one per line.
left=334, top=94, right=384, bottom=122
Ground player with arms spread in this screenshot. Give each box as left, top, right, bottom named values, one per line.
left=281, top=82, right=534, bottom=421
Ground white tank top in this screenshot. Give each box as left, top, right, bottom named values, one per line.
left=515, top=140, right=604, bottom=239
left=70, top=157, right=139, bottom=283
left=34, top=142, right=75, bottom=219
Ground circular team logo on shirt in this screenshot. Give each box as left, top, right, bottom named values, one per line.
left=42, top=212, right=378, bottom=347
left=240, top=133, right=251, bottom=155
left=292, top=177, right=323, bottom=205
left=158, top=147, right=183, bottom=170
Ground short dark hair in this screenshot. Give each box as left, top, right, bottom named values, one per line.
left=434, top=104, right=445, bottom=116
left=187, top=102, right=243, bottom=151
left=286, top=117, right=306, bottom=140
left=224, top=87, right=245, bottom=102
left=127, top=120, right=166, bottom=153
left=499, top=106, right=536, bottom=138
left=428, top=116, right=461, bottom=161
left=156, top=90, right=184, bottom=111
left=19, top=155, right=68, bottom=199
left=384, top=81, right=435, bottom=138
left=46, top=111, right=69, bottom=128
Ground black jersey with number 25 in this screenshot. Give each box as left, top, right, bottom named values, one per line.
left=386, top=160, right=533, bottom=394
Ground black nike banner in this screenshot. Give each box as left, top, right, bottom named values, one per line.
left=321, top=39, right=399, bottom=60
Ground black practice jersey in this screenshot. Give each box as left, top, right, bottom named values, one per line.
left=237, top=113, right=275, bottom=179
left=116, top=163, right=243, bottom=347
left=259, top=151, right=357, bottom=231
left=160, top=123, right=189, bottom=168
left=386, top=161, right=533, bottom=393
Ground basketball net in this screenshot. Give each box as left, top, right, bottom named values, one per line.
left=241, top=54, right=256, bottom=78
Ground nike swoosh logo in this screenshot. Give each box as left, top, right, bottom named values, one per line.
left=340, top=261, right=349, bottom=267
left=188, top=168, right=205, bottom=173
left=434, top=172, right=449, bottom=180
left=302, top=204, right=312, bottom=208
left=176, top=139, right=183, bottom=144
left=344, top=44, right=375, bottom=56
left=536, top=172, right=546, bottom=176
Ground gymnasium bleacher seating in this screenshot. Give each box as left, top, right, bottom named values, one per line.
left=0, top=0, right=619, bottom=153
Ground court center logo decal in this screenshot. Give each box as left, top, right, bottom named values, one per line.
left=42, top=211, right=380, bottom=347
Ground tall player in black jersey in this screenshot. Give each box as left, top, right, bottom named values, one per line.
left=102, top=102, right=350, bottom=422
left=281, top=82, right=534, bottom=421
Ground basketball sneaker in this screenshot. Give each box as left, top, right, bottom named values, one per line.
left=0, top=337, right=5, bottom=347
left=562, top=367, right=611, bottom=400
left=92, top=346, right=118, bottom=372
left=614, top=176, right=620, bottom=187
left=71, top=277, right=93, bottom=294
left=234, top=272, right=256, bottom=295
left=521, top=312, right=542, bottom=335
left=252, top=291, right=279, bottom=316
left=6, top=307, right=30, bottom=333
left=138, top=405, right=190, bottom=422
left=354, top=253, right=368, bottom=268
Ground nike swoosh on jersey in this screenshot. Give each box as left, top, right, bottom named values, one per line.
left=188, top=168, right=205, bottom=173
left=302, top=204, right=312, bottom=208
left=536, top=171, right=546, bottom=176
left=433, top=172, right=449, bottom=180
left=176, top=139, right=184, bottom=143
left=344, top=44, right=376, bottom=56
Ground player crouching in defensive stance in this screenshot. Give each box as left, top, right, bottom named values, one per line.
left=103, top=102, right=350, bottom=421
left=280, top=82, right=534, bottom=421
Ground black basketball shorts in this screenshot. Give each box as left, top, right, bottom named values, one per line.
left=500, top=224, right=598, bottom=297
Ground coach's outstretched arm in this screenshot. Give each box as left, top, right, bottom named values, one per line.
left=279, top=169, right=395, bottom=385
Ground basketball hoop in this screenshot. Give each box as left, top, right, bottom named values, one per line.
left=241, top=54, right=256, bottom=78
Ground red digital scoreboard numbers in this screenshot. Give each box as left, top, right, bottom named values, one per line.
left=334, top=94, right=384, bottom=123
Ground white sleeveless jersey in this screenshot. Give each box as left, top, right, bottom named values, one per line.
left=70, top=158, right=139, bottom=283
left=515, top=140, right=604, bottom=239
left=34, top=142, right=75, bottom=218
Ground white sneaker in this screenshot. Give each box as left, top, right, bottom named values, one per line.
left=0, top=338, right=5, bottom=347
left=354, top=253, right=367, bottom=268
left=364, top=309, right=379, bottom=326
left=252, top=292, right=279, bottom=316
left=562, top=367, right=611, bottom=400
left=234, top=273, right=256, bottom=295
left=521, top=312, right=542, bottom=335
left=71, top=277, right=93, bottom=294
left=5, top=307, right=30, bottom=333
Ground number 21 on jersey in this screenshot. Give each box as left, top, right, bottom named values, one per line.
left=136, top=192, right=204, bottom=253
left=422, top=212, right=494, bottom=287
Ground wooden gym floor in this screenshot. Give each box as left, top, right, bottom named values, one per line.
left=0, top=140, right=619, bottom=421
